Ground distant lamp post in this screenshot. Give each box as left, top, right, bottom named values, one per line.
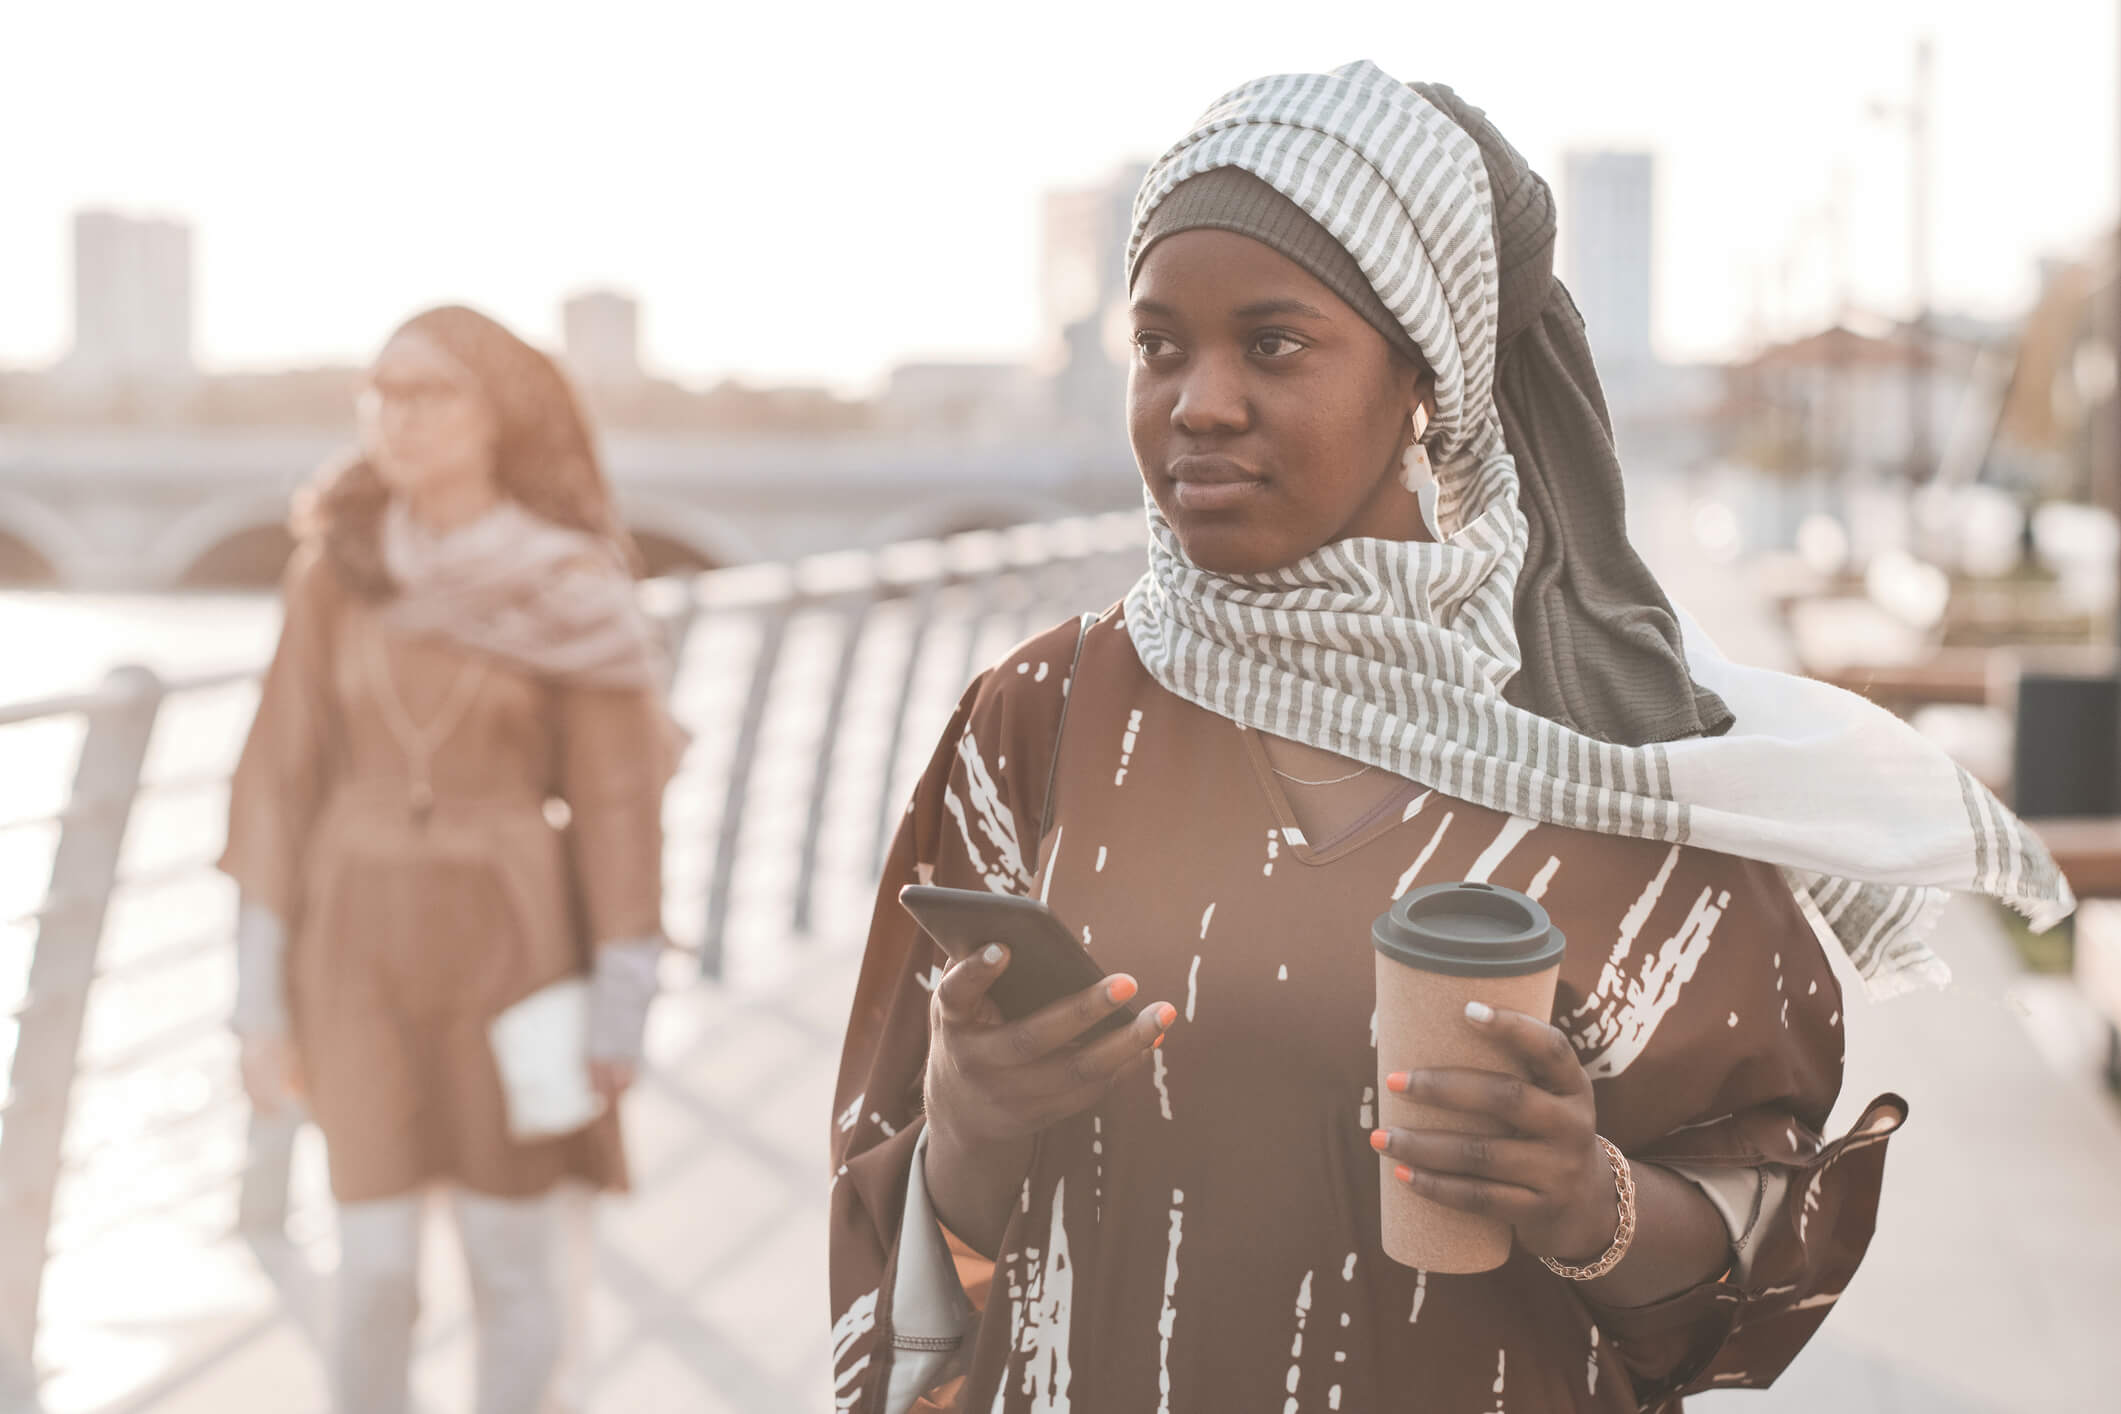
left=1869, top=34, right=1935, bottom=484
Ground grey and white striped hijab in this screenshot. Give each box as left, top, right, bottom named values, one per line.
left=1120, top=60, right=2072, bottom=996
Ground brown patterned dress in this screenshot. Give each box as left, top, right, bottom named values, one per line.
left=831, top=607, right=1903, bottom=1412
left=220, top=545, right=667, bottom=1201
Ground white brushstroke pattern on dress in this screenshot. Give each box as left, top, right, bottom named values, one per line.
left=1409, top=1268, right=1427, bottom=1323
left=1528, top=855, right=1561, bottom=901
left=1466, top=816, right=1536, bottom=883
left=1186, top=955, right=1201, bottom=1021
left=990, top=1247, right=1025, bottom=1414
left=1093, top=1116, right=1103, bottom=1219
left=836, top=1094, right=864, bottom=1133
left=831, top=1288, right=878, bottom=1409
left=943, top=733, right=1030, bottom=893
left=1116, top=708, right=1143, bottom=786
left=1157, top=1190, right=1185, bottom=1414
left=1283, top=1269, right=1313, bottom=1413
left=1565, top=878, right=1730, bottom=1080
left=1572, top=846, right=1679, bottom=1023
left=1151, top=1045, right=1173, bottom=1119
left=1393, top=812, right=1456, bottom=898
left=1013, top=1179, right=1075, bottom=1411
left=1325, top=1252, right=1356, bottom=1410
left=1800, top=1163, right=1827, bottom=1244
left=1040, top=826, right=1062, bottom=905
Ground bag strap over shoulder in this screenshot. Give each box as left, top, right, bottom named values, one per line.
left=1037, top=612, right=1097, bottom=843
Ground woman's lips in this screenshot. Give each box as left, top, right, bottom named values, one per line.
left=1172, top=477, right=1267, bottom=512
left=1168, top=457, right=1267, bottom=513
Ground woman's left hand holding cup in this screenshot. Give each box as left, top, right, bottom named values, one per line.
left=1370, top=1003, right=1621, bottom=1266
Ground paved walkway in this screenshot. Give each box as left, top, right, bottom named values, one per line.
left=1635, top=473, right=2121, bottom=1412
left=23, top=478, right=2121, bottom=1412
left=27, top=930, right=854, bottom=1413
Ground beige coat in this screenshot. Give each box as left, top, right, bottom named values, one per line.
left=222, top=545, right=667, bottom=1202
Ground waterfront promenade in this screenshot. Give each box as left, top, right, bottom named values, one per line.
left=10, top=481, right=2121, bottom=1412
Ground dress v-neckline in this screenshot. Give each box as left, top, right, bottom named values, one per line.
left=1238, top=726, right=1424, bottom=865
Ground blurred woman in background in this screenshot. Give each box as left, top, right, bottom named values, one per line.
left=220, top=305, right=678, bottom=1414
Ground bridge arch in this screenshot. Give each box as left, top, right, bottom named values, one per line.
left=149, top=491, right=299, bottom=591
left=151, top=491, right=765, bottom=591
left=867, top=494, right=1078, bottom=548
left=618, top=495, right=762, bottom=576
left=0, top=490, right=92, bottom=586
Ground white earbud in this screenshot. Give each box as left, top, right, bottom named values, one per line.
left=1399, top=405, right=1432, bottom=492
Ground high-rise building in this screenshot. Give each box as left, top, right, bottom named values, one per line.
left=1041, top=164, right=1145, bottom=337
left=562, top=289, right=643, bottom=387
left=68, top=209, right=194, bottom=386
left=1041, top=163, right=1146, bottom=437
left=1560, top=151, right=1656, bottom=371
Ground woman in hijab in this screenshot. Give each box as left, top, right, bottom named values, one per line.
left=222, top=305, right=678, bottom=1414
left=830, top=64, right=2071, bottom=1413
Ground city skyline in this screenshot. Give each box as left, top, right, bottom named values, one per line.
left=3, top=0, right=2114, bottom=392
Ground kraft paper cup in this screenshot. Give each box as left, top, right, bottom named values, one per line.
left=1373, top=881, right=1565, bottom=1273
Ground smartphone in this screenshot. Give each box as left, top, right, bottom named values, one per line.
left=897, top=884, right=1139, bottom=1041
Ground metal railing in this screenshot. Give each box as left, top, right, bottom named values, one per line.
left=0, top=510, right=1145, bottom=1403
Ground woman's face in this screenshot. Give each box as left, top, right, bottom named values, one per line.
left=357, top=329, right=499, bottom=501
left=1129, top=229, right=1432, bottom=575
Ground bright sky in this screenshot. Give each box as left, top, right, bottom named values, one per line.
left=2, top=0, right=2114, bottom=393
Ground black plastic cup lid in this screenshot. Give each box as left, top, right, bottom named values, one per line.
left=1372, top=881, right=1565, bottom=977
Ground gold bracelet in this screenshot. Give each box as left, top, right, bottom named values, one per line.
left=1539, top=1136, right=1637, bottom=1282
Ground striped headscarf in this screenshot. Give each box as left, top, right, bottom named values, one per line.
left=1120, top=60, right=2071, bottom=994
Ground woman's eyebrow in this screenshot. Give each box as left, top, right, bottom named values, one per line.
left=1233, top=297, right=1332, bottom=321
left=1131, top=298, right=1181, bottom=319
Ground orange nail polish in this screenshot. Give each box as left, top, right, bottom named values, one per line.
left=1158, top=1003, right=1177, bottom=1027
left=1394, top=1164, right=1414, bottom=1184
left=1368, top=1129, right=1389, bottom=1152
left=1385, top=1071, right=1409, bottom=1093
left=1108, top=976, right=1138, bottom=1003
left=1152, top=1033, right=1164, bottom=1049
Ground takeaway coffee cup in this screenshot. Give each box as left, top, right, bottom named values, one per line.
left=1372, top=881, right=1566, bottom=1272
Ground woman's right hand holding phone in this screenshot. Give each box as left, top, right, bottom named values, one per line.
left=921, top=943, right=1174, bottom=1253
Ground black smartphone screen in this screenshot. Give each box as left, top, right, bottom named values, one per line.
left=897, top=884, right=1137, bottom=1041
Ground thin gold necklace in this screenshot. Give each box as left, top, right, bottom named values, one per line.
left=1270, top=762, right=1373, bottom=787
left=363, top=617, right=487, bottom=824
